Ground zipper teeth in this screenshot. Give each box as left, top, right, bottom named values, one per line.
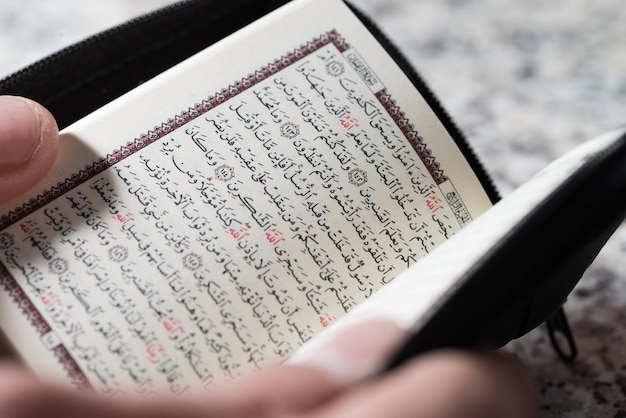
left=346, top=3, right=501, bottom=203
left=2, top=0, right=502, bottom=204
left=0, top=0, right=194, bottom=89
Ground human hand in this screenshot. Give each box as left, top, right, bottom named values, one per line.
left=0, top=95, right=59, bottom=202
left=0, top=320, right=537, bottom=418
left=0, top=96, right=538, bottom=417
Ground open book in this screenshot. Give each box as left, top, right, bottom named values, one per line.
left=0, top=0, right=624, bottom=393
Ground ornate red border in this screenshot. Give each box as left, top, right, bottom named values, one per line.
left=0, top=29, right=444, bottom=229
left=0, top=29, right=445, bottom=388
left=0, top=30, right=348, bottom=230
left=0, top=262, right=91, bottom=388
left=375, top=90, right=448, bottom=184
left=0, top=30, right=349, bottom=388
left=0, top=262, right=51, bottom=334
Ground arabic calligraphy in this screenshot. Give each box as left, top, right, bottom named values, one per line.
left=0, top=41, right=466, bottom=392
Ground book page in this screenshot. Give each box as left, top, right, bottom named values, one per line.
left=291, top=127, right=626, bottom=364
left=0, top=0, right=491, bottom=393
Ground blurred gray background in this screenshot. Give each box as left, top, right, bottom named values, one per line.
left=1, top=0, right=626, bottom=416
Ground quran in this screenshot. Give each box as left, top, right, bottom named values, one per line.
left=0, top=0, right=624, bottom=393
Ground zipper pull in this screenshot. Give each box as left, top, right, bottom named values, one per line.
left=546, top=305, right=577, bottom=362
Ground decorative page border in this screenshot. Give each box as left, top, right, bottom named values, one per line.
left=375, top=90, right=448, bottom=184
left=0, top=29, right=446, bottom=387
left=0, top=261, right=90, bottom=388
left=0, top=30, right=445, bottom=229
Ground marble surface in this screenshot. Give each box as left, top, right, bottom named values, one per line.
left=1, top=0, right=625, bottom=416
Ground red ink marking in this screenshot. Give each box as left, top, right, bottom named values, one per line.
left=319, top=313, right=336, bottom=328
left=112, top=212, right=135, bottom=224
left=426, top=195, right=444, bottom=213
left=163, top=317, right=183, bottom=334
left=340, top=115, right=359, bottom=130
left=146, top=342, right=168, bottom=364
left=41, top=291, right=61, bottom=307
left=19, top=220, right=40, bottom=235
left=226, top=227, right=250, bottom=241
left=265, top=228, right=285, bottom=245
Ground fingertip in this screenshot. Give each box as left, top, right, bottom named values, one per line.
left=292, top=320, right=407, bottom=384
left=0, top=362, right=45, bottom=415
left=0, top=96, right=59, bottom=203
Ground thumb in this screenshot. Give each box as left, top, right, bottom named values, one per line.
left=0, top=95, right=59, bottom=202
left=292, top=320, right=407, bottom=384
left=186, top=320, right=408, bottom=417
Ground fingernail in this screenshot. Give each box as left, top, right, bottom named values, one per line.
left=0, top=96, right=42, bottom=169
left=295, top=320, right=406, bottom=384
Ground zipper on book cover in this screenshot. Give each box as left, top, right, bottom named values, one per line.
left=2, top=0, right=501, bottom=205
left=0, top=0, right=292, bottom=129
left=345, top=2, right=501, bottom=204
left=546, top=305, right=577, bottom=363
left=0, top=0, right=288, bottom=92
left=542, top=131, right=626, bottom=363
left=0, top=0, right=194, bottom=90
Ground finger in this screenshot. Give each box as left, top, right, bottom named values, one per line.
left=196, top=320, right=406, bottom=417
left=299, top=350, right=539, bottom=418
left=0, top=95, right=59, bottom=202
left=0, top=363, right=340, bottom=418
left=0, top=321, right=405, bottom=418
left=0, top=362, right=222, bottom=418
left=291, top=319, right=408, bottom=383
